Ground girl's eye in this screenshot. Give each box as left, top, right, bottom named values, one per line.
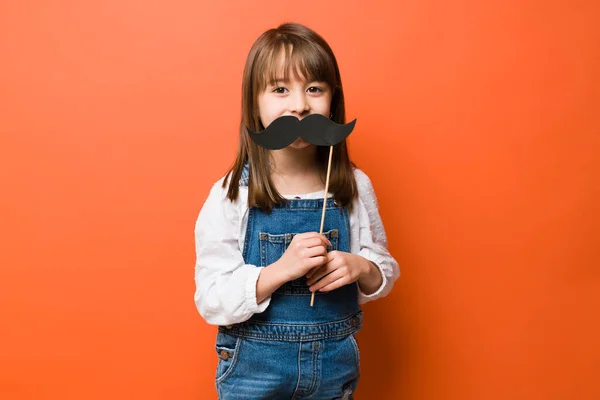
left=307, top=86, right=323, bottom=93
left=273, top=87, right=288, bottom=94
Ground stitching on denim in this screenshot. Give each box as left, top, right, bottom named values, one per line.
left=242, top=208, right=254, bottom=261
left=242, top=313, right=360, bottom=327
left=220, top=326, right=360, bottom=342
left=349, top=335, right=361, bottom=378
left=306, top=340, right=320, bottom=395
left=292, top=342, right=302, bottom=398
left=215, top=336, right=243, bottom=385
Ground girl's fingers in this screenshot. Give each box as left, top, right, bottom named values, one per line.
left=303, top=238, right=328, bottom=249
left=305, top=265, right=318, bottom=279
left=295, top=232, right=331, bottom=247
left=306, top=252, right=339, bottom=280
left=308, top=237, right=331, bottom=248
left=305, top=245, right=327, bottom=259
left=306, top=264, right=333, bottom=285
left=306, top=255, right=327, bottom=269
left=309, top=269, right=343, bottom=292
left=305, top=262, right=325, bottom=280
left=315, top=277, right=348, bottom=293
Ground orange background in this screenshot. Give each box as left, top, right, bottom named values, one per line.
left=1, top=1, right=598, bottom=399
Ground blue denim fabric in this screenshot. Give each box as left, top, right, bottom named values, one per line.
left=214, top=164, right=362, bottom=399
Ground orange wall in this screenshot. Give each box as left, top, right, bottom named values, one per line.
left=1, top=1, right=598, bottom=399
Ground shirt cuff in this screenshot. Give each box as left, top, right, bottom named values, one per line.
left=244, top=266, right=271, bottom=314
left=357, top=249, right=388, bottom=301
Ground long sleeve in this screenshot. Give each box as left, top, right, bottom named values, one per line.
left=354, top=169, right=400, bottom=303
left=193, top=179, right=271, bottom=326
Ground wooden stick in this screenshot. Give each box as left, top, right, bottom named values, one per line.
left=311, top=145, right=334, bottom=307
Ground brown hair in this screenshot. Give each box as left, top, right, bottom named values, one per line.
left=223, top=22, right=357, bottom=212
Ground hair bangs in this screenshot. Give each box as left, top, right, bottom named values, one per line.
left=256, top=39, right=337, bottom=93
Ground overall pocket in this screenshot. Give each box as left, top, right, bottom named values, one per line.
left=215, top=332, right=242, bottom=384
left=348, top=334, right=361, bottom=376
left=338, top=334, right=361, bottom=398
left=259, top=229, right=340, bottom=295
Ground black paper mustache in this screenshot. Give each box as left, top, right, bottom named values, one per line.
left=247, top=114, right=357, bottom=150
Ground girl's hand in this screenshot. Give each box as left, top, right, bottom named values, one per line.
left=274, top=232, right=331, bottom=282
left=305, top=251, right=379, bottom=293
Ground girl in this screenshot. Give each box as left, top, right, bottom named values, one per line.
left=194, top=23, right=400, bottom=399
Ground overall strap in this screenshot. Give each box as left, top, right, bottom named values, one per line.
left=239, top=162, right=249, bottom=187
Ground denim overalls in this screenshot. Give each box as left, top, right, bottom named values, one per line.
left=214, top=165, right=363, bottom=399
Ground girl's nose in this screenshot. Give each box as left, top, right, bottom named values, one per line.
left=289, top=91, right=309, bottom=116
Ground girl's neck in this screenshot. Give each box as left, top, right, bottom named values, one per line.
left=269, top=146, right=325, bottom=194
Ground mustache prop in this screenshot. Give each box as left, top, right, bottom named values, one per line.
left=247, top=114, right=357, bottom=149
left=246, top=113, right=358, bottom=307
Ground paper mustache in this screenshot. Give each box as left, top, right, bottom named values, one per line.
left=247, top=114, right=357, bottom=149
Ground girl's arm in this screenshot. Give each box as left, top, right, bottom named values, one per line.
left=304, top=169, right=400, bottom=301
left=354, top=169, right=400, bottom=303
left=194, top=179, right=272, bottom=326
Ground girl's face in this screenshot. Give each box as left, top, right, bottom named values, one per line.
left=257, top=65, right=332, bottom=150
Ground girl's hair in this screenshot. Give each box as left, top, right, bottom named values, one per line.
left=223, top=22, right=358, bottom=212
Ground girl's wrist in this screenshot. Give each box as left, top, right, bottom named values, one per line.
left=256, top=261, right=289, bottom=303
left=267, top=260, right=291, bottom=284
left=356, top=254, right=374, bottom=279
left=357, top=257, right=383, bottom=295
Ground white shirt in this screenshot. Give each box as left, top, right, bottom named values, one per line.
left=194, top=168, right=400, bottom=326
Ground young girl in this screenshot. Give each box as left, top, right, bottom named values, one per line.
left=194, top=23, right=400, bottom=399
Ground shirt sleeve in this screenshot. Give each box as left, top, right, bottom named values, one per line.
left=193, top=179, right=271, bottom=326
left=354, top=169, right=400, bottom=303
